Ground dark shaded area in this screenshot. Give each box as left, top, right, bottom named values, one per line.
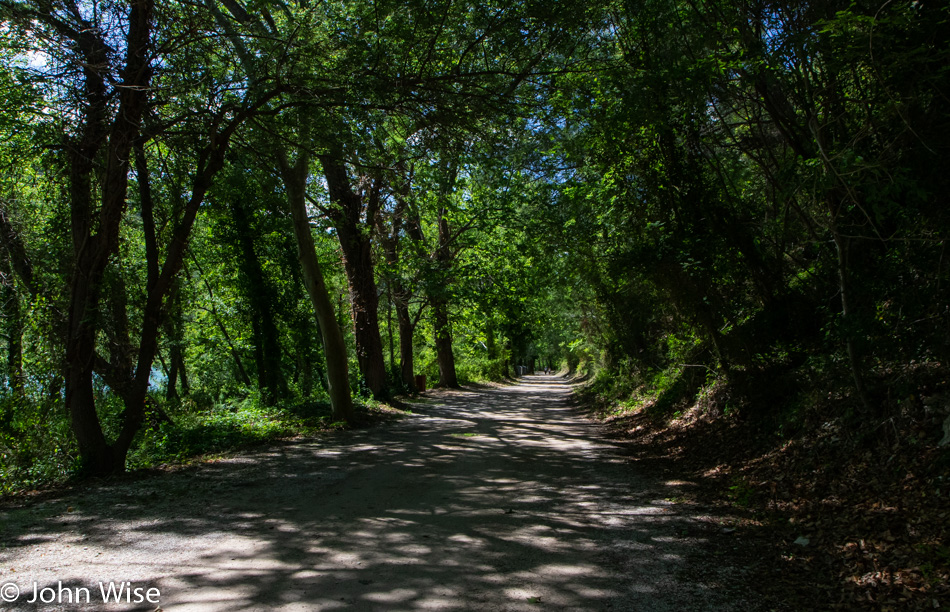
left=595, top=368, right=950, bottom=611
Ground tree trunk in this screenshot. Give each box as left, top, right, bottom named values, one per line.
left=1, top=259, right=23, bottom=396
left=213, top=305, right=252, bottom=386
left=65, top=361, right=116, bottom=475
left=18, top=0, right=265, bottom=475
left=433, top=297, right=459, bottom=387
left=485, top=318, right=500, bottom=378
left=108, top=119, right=243, bottom=473
left=176, top=348, right=190, bottom=396
left=320, top=155, right=389, bottom=400
left=61, top=0, right=153, bottom=475
left=386, top=289, right=395, bottom=369
left=396, top=297, right=417, bottom=392
left=278, top=149, right=354, bottom=423
left=250, top=317, right=267, bottom=390
left=832, top=226, right=871, bottom=411
left=377, top=184, right=417, bottom=393
left=167, top=305, right=190, bottom=401
left=336, top=219, right=388, bottom=398
left=164, top=298, right=190, bottom=401
left=432, top=206, right=459, bottom=388
left=166, top=349, right=179, bottom=401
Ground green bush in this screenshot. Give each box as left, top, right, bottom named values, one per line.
left=0, top=393, right=77, bottom=494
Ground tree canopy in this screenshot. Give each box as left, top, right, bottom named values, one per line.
left=1, top=0, right=948, bottom=484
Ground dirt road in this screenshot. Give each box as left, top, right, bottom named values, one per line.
left=0, top=377, right=760, bottom=611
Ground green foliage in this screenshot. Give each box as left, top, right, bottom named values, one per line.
left=727, top=477, right=755, bottom=508
left=456, top=355, right=508, bottom=384
left=0, top=394, right=77, bottom=494
left=127, top=399, right=326, bottom=469
left=1, top=0, right=948, bottom=485
left=0, top=386, right=347, bottom=492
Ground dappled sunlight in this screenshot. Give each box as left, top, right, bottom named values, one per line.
left=0, top=378, right=738, bottom=611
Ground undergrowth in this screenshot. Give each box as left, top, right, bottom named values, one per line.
left=0, top=392, right=403, bottom=497
left=579, top=359, right=950, bottom=611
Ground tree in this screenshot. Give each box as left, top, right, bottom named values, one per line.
left=277, top=142, right=355, bottom=423
left=0, top=0, right=282, bottom=474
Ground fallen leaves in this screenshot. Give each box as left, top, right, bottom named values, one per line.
left=586, top=364, right=950, bottom=611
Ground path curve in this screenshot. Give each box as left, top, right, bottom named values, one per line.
left=0, top=377, right=758, bottom=611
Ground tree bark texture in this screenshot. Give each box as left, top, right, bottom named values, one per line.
left=320, top=155, right=389, bottom=400
left=279, top=149, right=354, bottom=423
left=433, top=297, right=459, bottom=388
left=61, top=0, right=154, bottom=475
left=377, top=190, right=417, bottom=392
left=396, top=299, right=417, bottom=392
left=1, top=259, right=24, bottom=396
left=433, top=210, right=459, bottom=388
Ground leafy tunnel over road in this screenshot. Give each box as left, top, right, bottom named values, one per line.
left=0, top=377, right=764, bottom=611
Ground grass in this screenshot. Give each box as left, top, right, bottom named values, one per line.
left=0, top=394, right=406, bottom=497
left=127, top=403, right=326, bottom=469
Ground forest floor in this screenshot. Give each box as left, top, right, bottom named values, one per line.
left=587, top=369, right=950, bottom=612
left=0, top=376, right=770, bottom=611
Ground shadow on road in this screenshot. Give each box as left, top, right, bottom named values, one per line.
left=0, top=376, right=755, bottom=611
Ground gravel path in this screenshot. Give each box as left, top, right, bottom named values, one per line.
left=0, top=376, right=760, bottom=611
